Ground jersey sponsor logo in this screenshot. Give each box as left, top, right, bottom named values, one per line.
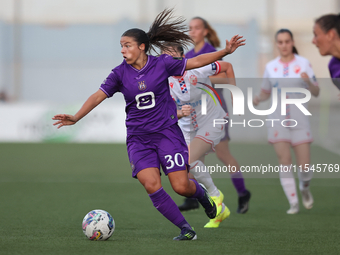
left=189, top=75, right=197, bottom=86
left=294, top=65, right=301, bottom=74
left=135, top=92, right=155, bottom=110
left=205, top=132, right=210, bottom=136
left=138, top=81, right=147, bottom=91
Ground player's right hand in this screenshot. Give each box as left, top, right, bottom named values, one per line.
left=52, top=114, right=77, bottom=129
left=181, top=105, right=191, bottom=117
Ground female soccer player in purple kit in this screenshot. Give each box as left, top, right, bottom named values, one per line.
left=312, top=13, right=340, bottom=93
left=178, top=17, right=251, bottom=214
left=52, top=9, right=245, bottom=240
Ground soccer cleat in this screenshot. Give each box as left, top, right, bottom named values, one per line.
left=178, top=198, right=199, bottom=212
left=204, top=204, right=230, bottom=228
left=173, top=228, right=197, bottom=241
left=211, top=190, right=224, bottom=217
left=287, top=203, right=299, bottom=214
left=301, top=188, right=314, bottom=209
left=198, top=184, right=217, bottom=219
left=237, top=190, right=251, bottom=214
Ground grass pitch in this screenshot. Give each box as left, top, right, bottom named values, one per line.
left=0, top=143, right=339, bottom=255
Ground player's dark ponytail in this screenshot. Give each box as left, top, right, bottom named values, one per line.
left=275, top=29, right=298, bottom=55
left=122, top=8, right=192, bottom=54
left=192, top=17, right=221, bottom=48
left=315, top=13, right=340, bottom=37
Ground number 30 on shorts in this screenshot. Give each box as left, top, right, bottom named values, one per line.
left=165, top=153, right=185, bottom=170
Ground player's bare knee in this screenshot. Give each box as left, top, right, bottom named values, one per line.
left=172, top=182, right=191, bottom=196
left=143, top=179, right=161, bottom=194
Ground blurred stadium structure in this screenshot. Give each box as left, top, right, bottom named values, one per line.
left=0, top=0, right=339, bottom=154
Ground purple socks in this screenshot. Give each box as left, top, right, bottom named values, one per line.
left=231, top=171, right=247, bottom=196
left=149, top=187, right=191, bottom=230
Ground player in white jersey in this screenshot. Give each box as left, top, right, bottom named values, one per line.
left=253, top=29, right=319, bottom=214
left=163, top=43, right=233, bottom=228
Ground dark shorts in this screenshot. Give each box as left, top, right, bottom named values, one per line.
left=127, top=123, right=190, bottom=178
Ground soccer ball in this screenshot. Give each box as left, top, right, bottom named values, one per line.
left=82, top=209, right=115, bottom=240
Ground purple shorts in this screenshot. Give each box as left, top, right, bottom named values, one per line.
left=127, top=123, right=189, bottom=178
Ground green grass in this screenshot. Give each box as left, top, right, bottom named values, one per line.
left=0, top=143, right=339, bottom=255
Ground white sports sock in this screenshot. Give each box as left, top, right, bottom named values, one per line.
left=279, top=165, right=298, bottom=205
left=298, top=167, right=313, bottom=191
left=190, top=160, right=220, bottom=197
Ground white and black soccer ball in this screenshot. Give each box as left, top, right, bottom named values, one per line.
left=82, top=209, right=115, bottom=241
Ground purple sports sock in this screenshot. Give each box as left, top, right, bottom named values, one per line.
left=189, top=179, right=214, bottom=211
left=149, top=187, right=191, bottom=230
left=231, top=171, right=247, bottom=196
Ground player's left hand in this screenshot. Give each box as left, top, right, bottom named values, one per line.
left=225, top=35, right=246, bottom=55
left=301, top=72, right=310, bottom=83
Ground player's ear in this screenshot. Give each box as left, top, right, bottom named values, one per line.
left=139, top=43, right=146, bottom=51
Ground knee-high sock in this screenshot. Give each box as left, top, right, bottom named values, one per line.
left=279, top=165, right=298, bottom=205
left=189, top=178, right=214, bottom=211
left=189, top=160, right=220, bottom=197
left=149, top=187, right=191, bottom=230
left=230, top=171, right=247, bottom=197
left=298, top=167, right=313, bottom=191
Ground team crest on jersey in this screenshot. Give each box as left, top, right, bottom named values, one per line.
left=211, top=62, right=217, bottom=71
left=294, top=65, right=301, bottom=74
left=189, top=75, right=197, bottom=86
left=274, top=67, right=278, bottom=72
left=169, top=82, right=174, bottom=89
left=138, top=81, right=147, bottom=91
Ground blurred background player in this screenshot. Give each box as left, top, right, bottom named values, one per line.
left=178, top=16, right=251, bottom=214
left=53, top=9, right=245, bottom=240
left=253, top=29, right=319, bottom=214
left=164, top=43, right=232, bottom=228
left=312, top=13, right=340, bottom=93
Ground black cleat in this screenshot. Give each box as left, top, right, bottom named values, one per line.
left=237, top=190, right=251, bottom=214
left=178, top=198, right=199, bottom=212
left=198, top=184, right=217, bottom=219
left=173, top=228, right=197, bottom=241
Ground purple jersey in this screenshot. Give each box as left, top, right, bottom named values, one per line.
left=185, top=42, right=217, bottom=58
left=328, top=57, right=340, bottom=90
left=100, top=54, right=187, bottom=135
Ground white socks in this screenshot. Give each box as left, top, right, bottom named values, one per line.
left=279, top=165, right=298, bottom=206
left=190, top=160, right=220, bottom=197
left=298, top=167, right=313, bottom=191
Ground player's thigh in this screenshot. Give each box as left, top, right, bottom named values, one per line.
left=188, top=137, right=213, bottom=163
left=157, top=124, right=189, bottom=175
left=293, top=143, right=310, bottom=168
left=272, top=141, right=292, bottom=165
left=136, top=167, right=162, bottom=194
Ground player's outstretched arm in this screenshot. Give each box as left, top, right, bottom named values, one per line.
left=185, top=35, right=245, bottom=70
left=52, top=89, right=107, bottom=129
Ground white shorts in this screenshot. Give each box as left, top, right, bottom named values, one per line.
left=182, top=122, right=225, bottom=151
left=268, top=127, right=313, bottom=147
